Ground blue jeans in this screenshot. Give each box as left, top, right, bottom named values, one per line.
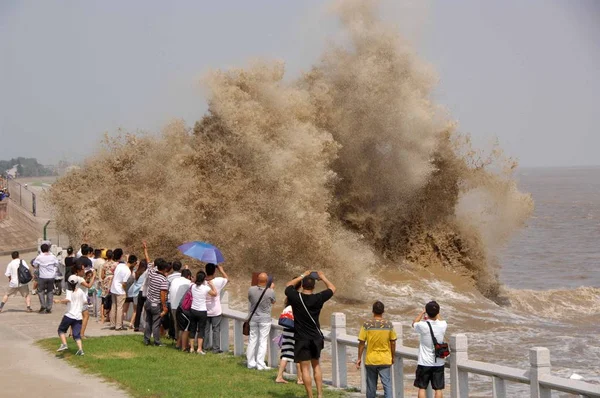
left=366, top=365, right=392, bottom=398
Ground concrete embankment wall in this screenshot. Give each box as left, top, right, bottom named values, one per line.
left=0, top=200, right=41, bottom=254
left=0, top=201, right=7, bottom=221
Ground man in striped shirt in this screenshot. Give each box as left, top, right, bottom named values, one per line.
left=143, top=258, right=171, bottom=346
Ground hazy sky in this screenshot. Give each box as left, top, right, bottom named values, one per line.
left=1, top=0, right=599, bottom=167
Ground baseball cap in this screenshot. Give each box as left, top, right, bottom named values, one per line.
left=425, top=301, right=440, bottom=317
left=68, top=275, right=80, bottom=285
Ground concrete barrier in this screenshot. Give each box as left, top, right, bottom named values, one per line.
left=7, top=197, right=43, bottom=236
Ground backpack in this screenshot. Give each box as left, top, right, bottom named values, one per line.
left=180, top=285, right=193, bottom=311
left=18, top=260, right=33, bottom=285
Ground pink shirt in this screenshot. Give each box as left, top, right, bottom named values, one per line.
left=206, top=277, right=228, bottom=317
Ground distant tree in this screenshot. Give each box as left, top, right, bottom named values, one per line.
left=0, top=157, right=56, bottom=177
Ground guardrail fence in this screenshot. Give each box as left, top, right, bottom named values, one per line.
left=217, top=291, right=599, bottom=398
left=7, top=179, right=37, bottom=216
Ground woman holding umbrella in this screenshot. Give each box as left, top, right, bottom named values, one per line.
left=187, top=271, right=218, bottom=354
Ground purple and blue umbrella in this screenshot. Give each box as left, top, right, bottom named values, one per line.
left=177, top=241, right=225, bottom=264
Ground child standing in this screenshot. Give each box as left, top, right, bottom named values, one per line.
left=54, top=275, right=88, bottom=355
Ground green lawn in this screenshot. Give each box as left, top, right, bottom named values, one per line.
left=37, top=335, right=346, bottom=398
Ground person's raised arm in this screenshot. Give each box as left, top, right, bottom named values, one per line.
left=317, top=271, right=336, bottom=294
left=142, top=241, right=150, bottom=264
left=286, top=270, right=312, bottom=287
left=207, top=280, right=218, bottom=297
left=217, top=264, right=229, bottom=280
left=80, top=270, right=96, bottom=288
left=412, top=310, right=426, bottom=328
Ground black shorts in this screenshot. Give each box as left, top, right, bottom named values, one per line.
left=414, top=365, right=445, bottom=390
left=102, top=295, right=112, bottom=309
left=294, top=338, right=324, bottom=363
left=176, top=307, right=191, bottom=332
left=125, top=297, right=134, bottom=303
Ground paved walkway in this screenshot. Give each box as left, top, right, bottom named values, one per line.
left=0, top=251, right=130, bottom=397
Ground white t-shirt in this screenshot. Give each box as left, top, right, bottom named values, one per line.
left=65, top=289, right=87, bottom=320
left=72, top=275, right=88, bottom=295
left=206, top=277, right=228, bottom=317
left=5, top=259, right=25, bottom=288
left=413, top=320, right=448, bottom=366
left=169, top=277, right=192, bottom=309
left=191, top=284, right=211, bottom=311
left=33, top=253, right=59, bottom=279
left=110, top=263, right=132, bottom=295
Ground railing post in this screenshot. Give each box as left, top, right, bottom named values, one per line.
left=233, top=319, right=244, bottom=356
left=450, top=334, right=469, bottom=398
left=493, top=376, right=506, bottom=398
left=268, top=323, right=279, bottom=367
left=391, top=321, right=404, bottom=397
left=220, top=291, right=230, bottom=353
left=360, top=350, right=366, bottom=394
left=330, top=312, right=347, bottom=388
left=529, top=347, right=551, bottom=398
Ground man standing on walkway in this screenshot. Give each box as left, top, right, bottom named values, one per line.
left=169, top=268, right=192, bottom=350
left=1, top=251, right=33, bottom=313
left=144, top=258, right=170, bottom=346
left=356, top=301, right=397, bottom=398
left=246, top=272, right=275, bottom=370
left=109, top=249, right=131, bottom=330
left=285, top=270, right=336, bottom=398
left=412, top=301, right=448, bottom=398
left=203, top=263, right=229, bottom=353
left=33, top=243, right=59, bottom=313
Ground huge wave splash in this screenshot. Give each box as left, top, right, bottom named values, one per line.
left=48, top=0, right=533, bottom=300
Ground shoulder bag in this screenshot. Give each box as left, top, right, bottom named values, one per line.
left=426, top=321, right=450, bottom=359
left=243, top=286, right=269, bottom=336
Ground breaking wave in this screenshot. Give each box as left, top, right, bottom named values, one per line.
left=48, top=0, right=533, bottom=300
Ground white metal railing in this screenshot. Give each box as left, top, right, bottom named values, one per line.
left=217, top=291, right=600, bottom=398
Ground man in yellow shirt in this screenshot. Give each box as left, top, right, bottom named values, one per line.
left=356, top=301, right=397, bottom=398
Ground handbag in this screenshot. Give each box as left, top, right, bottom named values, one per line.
left=243, top=286, right=269, bottom=336
left=426, top=321, right=450, bottom=359
left=180, top=285, right=193, bottom=311
left=299, top=292, right=325, bottom=349
left=278, top=306, right=294, bottom=329
left=272, top=333, right=283, bottom=349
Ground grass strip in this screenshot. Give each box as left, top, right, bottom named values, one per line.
left=37, top=335, right=346, bottom=398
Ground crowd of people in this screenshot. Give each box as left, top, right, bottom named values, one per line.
left=2, top=242, right=448, bottom=398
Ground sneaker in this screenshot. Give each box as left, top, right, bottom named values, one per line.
left=45, top=309, right=52, bottom=314
left=256, top=365, right=271, bottom=371
left=196, top=350, right=206, bottom=355
left=26, top=307, right=33, bottom=313
left=75, top=350, right=84, bottom=356
left=143, top=340, right=151, bottom=346
left=57, top=344, right=68, bottom=352
left=38, top=307, right=46, bottom=313
left=154, top=342, right=166, bottom=347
